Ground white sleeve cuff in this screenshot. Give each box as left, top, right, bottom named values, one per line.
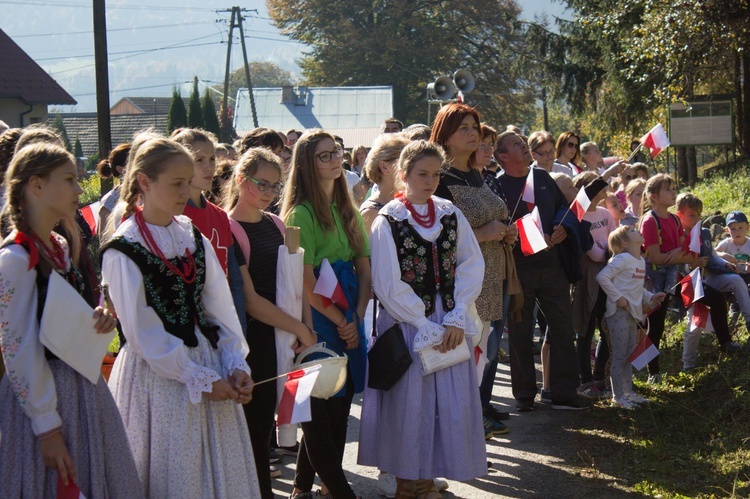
left=178, top=364, right=222, bottom=404
left=442, top=304, right=480, bottom=337
left=31, top=410, right=63, bottom=437
left=222, top=353, right=252, bottom=379
left=412, top=317, right=445, bottom=352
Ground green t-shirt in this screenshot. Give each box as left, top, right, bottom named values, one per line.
left=287, top=200, right=370, bottom=268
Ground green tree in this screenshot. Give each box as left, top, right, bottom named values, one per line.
left=202, top=91, right=222, bottom=139
left=187, top=78, right=204, bottom=129
left=51, top=114, right=72, bottom=152
left=166, top=87, right=188, bottom=134
left=73, top=137, right=83, bottom=158
left=215, top=61, right=295, bottom=105
left=267, top=0, right=534, bottom=127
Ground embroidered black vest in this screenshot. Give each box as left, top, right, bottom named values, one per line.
left=101, top=226, right=219, bottom=349
left=387, top=213, right=458, bottom=316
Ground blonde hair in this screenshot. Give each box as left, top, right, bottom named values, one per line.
left=170, top=127, right=217, bottom=149
left=641, top=173, right=674, bottom=216
left=676, top=192, right=703, bottom=213
left=1, top=142, right=81, bottom=263
left=350, top=145, right=368, bottom=167
left=279, top=129, right=365, bottom=255
left=625, top=177, right=646, bottom=200
left=363, top=134, right=410, bottom=185
left=14, top=126, right=65, bottom=153
left=608, top=225, right=631, bottom=255
left=527, top=130, right=554, bottom=152
left=222, top=147, right=283, bottom=210
left=394, top=140, right=447, bottom=192
left=573, top=171, right=598, bottom=189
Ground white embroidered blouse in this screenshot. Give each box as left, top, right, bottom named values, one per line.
left=101, top=215, right=250, bottom=404
left=370, top=196, right=484, bottom=352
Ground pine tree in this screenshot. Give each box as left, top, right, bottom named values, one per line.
left=202, top=91, right=221, bottom=139
left=187, top=78, right=204, bottom=129
left=51, top=114, right=72, bottom=152
left=74, top=137, right=83, bottom=158
left=166, top=87, right=188, bottom=134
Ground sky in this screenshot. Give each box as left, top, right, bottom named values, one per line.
left=0, top=0, right=570, bottom=112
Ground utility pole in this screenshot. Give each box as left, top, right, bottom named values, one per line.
left=93, top=0, right=113, bottom=195
left=220, top=6, right=258, bottom=129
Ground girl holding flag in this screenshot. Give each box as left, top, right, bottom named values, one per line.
left=280, top=129, right=370, bottom=499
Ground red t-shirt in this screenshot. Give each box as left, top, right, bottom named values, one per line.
left=641, top=212, right=684, bottom=253
left=184, top=199, right=232, bottom=274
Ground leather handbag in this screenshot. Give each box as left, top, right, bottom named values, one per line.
left=367, top=297, right=413, bottom=390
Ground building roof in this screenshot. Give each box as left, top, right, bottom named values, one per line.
left=111, top=97, right=180, bottom=115
left=59, top=113, right=168, bottom=157
left=234, top=86, right=393, bottom=147
left=0, top=28, right=76, bottom=105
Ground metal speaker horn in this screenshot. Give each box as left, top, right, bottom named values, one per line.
left=427, top=76, right=456, bottom=101
left=453, top=69, right=475, bottom=94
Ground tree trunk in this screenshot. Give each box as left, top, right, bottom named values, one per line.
left=735, top=52, right=744, bottom=153
left=686, top=146, right=698, bottom=186
left=743, top=51, right=750, bottom=156
left=542, top=86, right=550, bottom=132
left=676, top=146, right=688, bottom=184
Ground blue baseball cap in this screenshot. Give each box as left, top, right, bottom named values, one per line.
left=726, top=211, right=748, bottom=226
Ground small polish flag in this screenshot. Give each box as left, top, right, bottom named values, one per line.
left=457, top=90, right=465, bottom=103
left=628, top=334, right=659, bottom=371
left=521, top=168, right=535, bottom=210
left=640, top=124, right=671, bottom=158
left=688, top=302, right=713, bottom=333
left=682, top=222, right=702, bottom=257
left=680, top=268, right=705, bottom=309
left=276, top=365, right=321, bottom=426
left=515, top=206, right=548, bottom=256
left=313, top=258, right=349, bottom=310
left=570, top=177, right=607, bottom=222
left=57, top=476, right=86, bottom=499
left=80, top=201, right=101, bottom=235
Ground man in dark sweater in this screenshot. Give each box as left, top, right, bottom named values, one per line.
left=495, top=131, right=584, bottom=411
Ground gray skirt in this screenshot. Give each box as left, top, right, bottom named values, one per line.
left=0, top=359, right=142, bottom=498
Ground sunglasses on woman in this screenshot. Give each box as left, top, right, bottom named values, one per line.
left=315, top=147, right=344, bottom=163
left=247, top=177, right=283, bottom=195
left=566, top=141, right=579, bottom=149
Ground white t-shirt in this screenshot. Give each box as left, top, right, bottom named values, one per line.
left=716, top=236, right=750, bottom=263
left=584, top=207, right=615, bottom=263
left=596, top=252, right=655, bottom=321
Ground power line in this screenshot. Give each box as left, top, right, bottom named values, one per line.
left=0, top=1, right=217, bottom=11
left=8, top=20, right=214, bottom=38
left=71, top=80, right=192, bottom=97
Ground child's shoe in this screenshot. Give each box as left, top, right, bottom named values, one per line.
left=624, top=392, right=649, bottom=405
left=611, top=397, right=636, bottom=409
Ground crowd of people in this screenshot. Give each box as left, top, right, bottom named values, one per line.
left=0, top=107, right=748, bottom=498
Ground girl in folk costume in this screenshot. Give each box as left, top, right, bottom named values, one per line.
left=0, top=143, right=141, bottom=497
left=280, top=130, right=371, bottom=499
left=100, top=137, right=260, bottom=498
left=224, top=147, right=318, bottom=499
left=358, top=140, right=487, bottom=498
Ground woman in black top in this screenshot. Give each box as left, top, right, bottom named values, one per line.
left=359, top=134, right=410, bottom=234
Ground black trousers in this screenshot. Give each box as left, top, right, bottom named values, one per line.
left=294, top=378, right=355, bottom=499
left=243, top=320, right=278, bottom=499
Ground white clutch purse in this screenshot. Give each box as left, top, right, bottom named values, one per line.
left=418, top=336, right=471, bottom=375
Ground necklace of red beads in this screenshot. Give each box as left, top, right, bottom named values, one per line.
left=135, top=209, right=197, bottom=284
left=32, top=233, right=67, bottom=270
left=396, top=192, right=436, bottom=228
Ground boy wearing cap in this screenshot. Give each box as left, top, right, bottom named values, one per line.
left=716, top=211, right=750, bottom=280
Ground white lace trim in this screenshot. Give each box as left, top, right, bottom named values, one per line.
left=115, top=215, right=197, bottom=259
left=442, top=304, right=480, bottom=338
left=412, top=320, right=446, bottom=352
left=381, top=197, right=456, bottom=241
left=181, top=364, right=222, bottom=404
left=222, top=354, right=252, bottom=378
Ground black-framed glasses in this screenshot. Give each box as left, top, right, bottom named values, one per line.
left=247, top=177, right=283, bottom=195
left=315, top=147, right=344, bottom=163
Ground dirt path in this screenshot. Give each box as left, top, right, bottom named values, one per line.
left=271, top=342, right=640, bottom=498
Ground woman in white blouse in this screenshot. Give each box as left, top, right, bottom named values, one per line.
left=358, top=141, right=487, bottom=498
left=101, top=136, right=260, bottom=498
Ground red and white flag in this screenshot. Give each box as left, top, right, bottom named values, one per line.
left=80, top=201, right=101, bottom=235
left=521, top=168, right=535, bottom=210
left=682, top=222, right=701, bottom=257
left=57, top=476, right=86, bottom=499
left=313, top=258, right=348, bottom=310
left=628, top=334, right=659, bottom=371
left=640, top=124, right=671, bottom=158
left=688, top=302, right=713, bottom=333
left=571, top=185, right=593, bottom=222
left=680, top=268, right=705, bottom=308
left=515, top=206, right=548, bottom=256
left=276, top=365, right=321, bottom=426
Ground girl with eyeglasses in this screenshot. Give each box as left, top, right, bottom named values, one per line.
left=223, top=147, right=317, bottom=499
left=280, top=130, right=370, bottom=499
left=554, top=131, right=582, bottom=175
left=528, top=130, right=574, bottom=177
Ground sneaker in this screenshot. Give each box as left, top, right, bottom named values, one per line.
left=647, top=373, right=662, bottom=385
left=483, top=416, right=509, bottom=438
left=551, top=398, right=588, bottom=410
left=515, top=398, right=535, bottom=412
left=377, top=472, right=397, bottom=498
left=579, top=385, right=603, bottom=399
left=484, top=406, right=510, bottom=421
left=433, top=478, right=449, bottom=492
left=625, top=392, right=649, bottom=405
left=270, top=465, right=282, bottom=478
left=611, top=397, right=636, bottom=409
left=719, top=341, right=742, bottom=355
left=540, top=389, right=552, bottom=403
left=269, top=449, right=281, bottom=464
left=314, top=490, right=332, bottom=499
left=276, top=442, right=300, bottom=456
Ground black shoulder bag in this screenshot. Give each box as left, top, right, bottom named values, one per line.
left=366, top=295, right=413, bottom=390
